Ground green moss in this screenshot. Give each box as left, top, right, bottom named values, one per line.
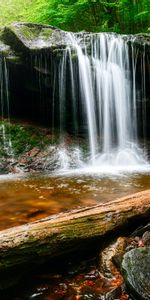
left=17, top=25, right=40, bottom=40
left=11, top=25, right=53, bottom=42
left=0, top=121, right=56, bottom=157
left=40, top=28, right=53, bottom=40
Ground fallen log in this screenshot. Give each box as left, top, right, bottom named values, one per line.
left=0, top=189, right=150, bottom=274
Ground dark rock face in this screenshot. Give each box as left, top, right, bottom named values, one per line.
left=122, top=247, right=150, bottom=300
left=127, top=34, right=150, bottom=54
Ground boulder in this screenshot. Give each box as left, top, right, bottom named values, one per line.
left=122, top=247, right=150, bottom=300
left=0, top=23, right=69, bottom=54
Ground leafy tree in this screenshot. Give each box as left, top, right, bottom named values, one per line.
left=0, top=0, right=149, bottom=33
left=0, top=0, right=31, bottom=26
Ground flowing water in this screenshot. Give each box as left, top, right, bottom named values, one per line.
left=1, top=33, right=149, bottom=174
left=51, top=32, right=149, bottom=174
left=0, top=172, right=150, bottom=231
left=0, top=56, right=13, bottom=157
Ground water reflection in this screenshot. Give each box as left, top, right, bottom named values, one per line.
left=0, top=173, right=150, bottom=230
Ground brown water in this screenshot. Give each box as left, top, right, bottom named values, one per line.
left=0, top=173, right=150, bottom=231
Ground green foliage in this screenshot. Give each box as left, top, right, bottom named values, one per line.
left=0, top=121, right=51, bottom=156
left=0, top=0, right=149, bottom=33
left=0, top=0, right=30, bottom=26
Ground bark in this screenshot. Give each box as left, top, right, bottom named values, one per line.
left=0, top=189, right=150, bottom=273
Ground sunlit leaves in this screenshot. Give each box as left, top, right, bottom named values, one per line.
left=0, top=0, right=149, bottom=33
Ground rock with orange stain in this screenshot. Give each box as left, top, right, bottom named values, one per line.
left=119, top=293, right=129, bottom=300
left=27, top=147, right=40, bottom=157
left=99, top=237, right=129, bottom=279
left=105, top=285, right=123, bottom=300
left=138, top=239, right=145, bottom=247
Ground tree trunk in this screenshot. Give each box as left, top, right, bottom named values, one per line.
left=0, top=190, right=150, bottom=273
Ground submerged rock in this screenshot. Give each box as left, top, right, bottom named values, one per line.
left=122, top=247, right=150, bottom=300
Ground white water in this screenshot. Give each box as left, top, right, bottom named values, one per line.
left=0, top=57, right=13, bottom=157
left=0, top=33, right=149, bottom=176
left=55, top=32, right=149, bottom=174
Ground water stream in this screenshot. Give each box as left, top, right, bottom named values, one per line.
left=0, top=56, right=13, bottom=157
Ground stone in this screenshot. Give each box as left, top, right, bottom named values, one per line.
left=122, top=247, right=150, bottom=300
left=131, top=223, right=150, bottom=238
left=0, top=40, right=11, bottom=56
left=1, top=23, right=70, bottom=53
left=142, top=231, right=150, bottom=246
left=105, top=285, right=122, bottom=300
left=99, top=237, right=129, bottom=278
left=127, top=33, right=150, bottom=53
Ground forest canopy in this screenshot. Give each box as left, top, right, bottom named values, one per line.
left=0, top=0, right=149, bottom=34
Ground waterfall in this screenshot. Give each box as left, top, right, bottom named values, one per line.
left=0, top=56, right=13, bottom=158
left=55, top=32, right=148, bottom=173
left=1, top=32, right=147, bottom=175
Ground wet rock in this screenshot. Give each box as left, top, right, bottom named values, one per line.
left=142, top=231, right=150, bottom=246
left=131, top=223, right=150, bottom=246
left=0, top=40, right=11, bottom=56
left=131, top=223, right=150, bottom=237
left=122, top=247, right=150, bottom=300
left=127, top=34, right=150, bottom=53
left=0, top=23, right=149, bottom=55
left=84, top=269, right=100, bottom=280
left=1, top=23, right=70, bottom=53
left=27, top=147, right=40, bottom=157
left=105, top=285, right=122, bottom=300
left=99, top=237, right=129, bottom=278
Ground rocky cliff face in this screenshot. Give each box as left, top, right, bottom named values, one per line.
left=0, top=23, right=65, bottom=125
left=0, top=23, right=150, bottom=135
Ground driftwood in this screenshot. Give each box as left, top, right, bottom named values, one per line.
left=0, top=190, right=150, bottom=274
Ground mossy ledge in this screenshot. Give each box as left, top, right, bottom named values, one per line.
left=0, top=23, right=149, bottom=56
left=1, top=23, right=69, bottom=54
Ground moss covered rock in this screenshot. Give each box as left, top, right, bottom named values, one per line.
left=0, top=23, right=150, bottom=55
left=1, top=23, right=69, bottom=53
left=122, top=247, right=150, bottom=299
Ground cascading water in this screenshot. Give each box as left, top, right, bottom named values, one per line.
left=53, top=32, right=149, bottom=174
left=0, top=56, right=13, bottom=158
